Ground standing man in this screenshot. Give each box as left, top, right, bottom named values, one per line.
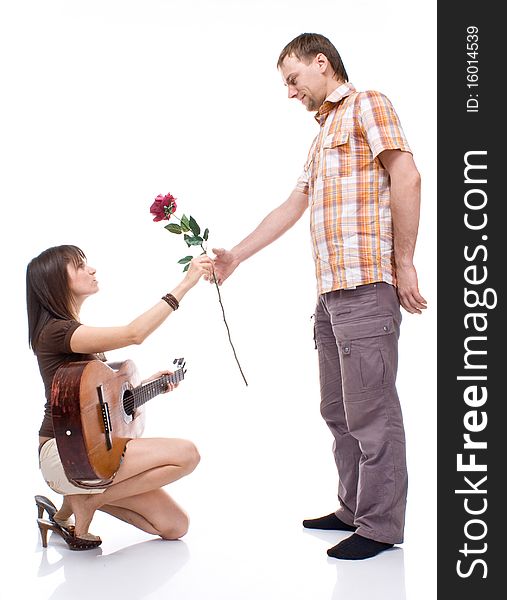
left=212, top=33, right=427, bottom=560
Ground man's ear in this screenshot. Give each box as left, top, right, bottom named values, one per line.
left=314, top=52, right=329, bottom=73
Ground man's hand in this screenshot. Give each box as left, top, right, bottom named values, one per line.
left=395, top=264, right=427, bottom=314
left=211, top=248, right=240, bottom=285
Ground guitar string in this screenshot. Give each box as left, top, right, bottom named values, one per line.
left=123, top=370, right=184, bottom=414
left=124, top=374, right=177, bottom=414
left=123, top=376, right=177, bottom=414
left=123, top=372, right=183, bottom=414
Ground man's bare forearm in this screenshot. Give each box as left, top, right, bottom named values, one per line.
left=231, top=188, right=308, bottom=263
left=390, top=170, right=421, bottom=269
left=378, top=150, right=421, bottom=268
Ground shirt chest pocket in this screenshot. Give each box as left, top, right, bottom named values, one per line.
left=322, top=131, right=352, bottom=179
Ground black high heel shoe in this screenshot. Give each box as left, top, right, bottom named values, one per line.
left=35, top=495, right=74, bottom=530
left=37, top=518, right=102, bottom=551
left=35, top=495, right=102, bottom=551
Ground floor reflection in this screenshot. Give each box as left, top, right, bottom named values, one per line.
left=37, top=538, right=190, bottom=600
left=330, top=547, right=406, bottom=600
left=302, top=528, right=406, bottom=600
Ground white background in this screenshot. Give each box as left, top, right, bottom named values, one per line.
left=0, top=1, right=436, bottom=598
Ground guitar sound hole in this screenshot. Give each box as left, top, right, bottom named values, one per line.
left=123, top=389, right=135, bottom=417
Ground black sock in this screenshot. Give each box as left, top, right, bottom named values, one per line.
left=302, top=512, right=357, bottom=531
left=327, top=533, right=394, bottom=560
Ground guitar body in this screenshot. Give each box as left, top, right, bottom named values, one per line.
left=51, top=359, right=145, bottom=489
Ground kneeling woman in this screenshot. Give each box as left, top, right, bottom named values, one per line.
left=27, top=245, right=213, bottom=550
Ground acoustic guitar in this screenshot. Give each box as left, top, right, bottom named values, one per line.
left=51, top=357, right=186, bottom=489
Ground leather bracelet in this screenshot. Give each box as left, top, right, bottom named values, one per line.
left=161, top=293, right=179, bottom=311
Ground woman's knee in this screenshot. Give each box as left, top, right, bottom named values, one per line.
left=177, top=439, right=200, bottom=474
left=160, top=512, right=189, bottom=540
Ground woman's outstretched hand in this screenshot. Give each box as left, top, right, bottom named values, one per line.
left=184, top=255, right=214, bottom=287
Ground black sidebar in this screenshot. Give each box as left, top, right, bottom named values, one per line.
left=437, top=2, right=503, bottom=598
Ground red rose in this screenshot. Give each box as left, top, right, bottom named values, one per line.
left=150, top=193, right=177, bottom=222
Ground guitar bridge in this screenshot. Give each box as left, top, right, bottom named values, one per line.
left=97, top=385, right=113, bottom=450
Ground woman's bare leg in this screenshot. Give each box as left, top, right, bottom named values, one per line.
left=99, top=488, right=190, bottom=539
left=65, top=437, right=199, bottom=538
left=54, top=495, right=74, bottom=522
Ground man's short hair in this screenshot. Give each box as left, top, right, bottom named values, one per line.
left=277, top=33, right=348, bottom=82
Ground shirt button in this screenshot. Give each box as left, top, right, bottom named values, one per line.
left=383, top=325, right=388, bottom=332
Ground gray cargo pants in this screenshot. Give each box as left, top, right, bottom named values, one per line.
left=314, top=282, right=407, bottom=544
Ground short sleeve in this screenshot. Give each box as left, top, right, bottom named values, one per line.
left=357, top=91, right=412, bottom=159
left=38, top=319, right=82, bottom=354
left=295, top=134, right=319, bottom=195
left=295, top=171, right=309, bottom=195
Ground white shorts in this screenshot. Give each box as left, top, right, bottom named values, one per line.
left=39, top=439, right=106, bottom=495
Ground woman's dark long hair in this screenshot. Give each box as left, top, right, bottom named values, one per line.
left=26, top=245, right=87, bottom=351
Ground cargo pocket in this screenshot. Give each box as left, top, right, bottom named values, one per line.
left=322, top=131, right=352, bottom=178
left=336, top=315, right=395, bottom=392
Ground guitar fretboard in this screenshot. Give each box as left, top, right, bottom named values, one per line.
left=123, top=368, right=185, bottom=415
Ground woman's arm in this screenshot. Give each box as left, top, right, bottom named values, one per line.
left=70, top=255, right=212, bottom=354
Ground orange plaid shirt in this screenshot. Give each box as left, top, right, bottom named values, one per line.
left=296, top=82, right=412, bottom=294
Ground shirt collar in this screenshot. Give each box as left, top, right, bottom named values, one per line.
left=314, top=82, right=356, bottom=124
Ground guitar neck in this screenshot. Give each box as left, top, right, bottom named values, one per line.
left=130, top=368, right=185, bottom=412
